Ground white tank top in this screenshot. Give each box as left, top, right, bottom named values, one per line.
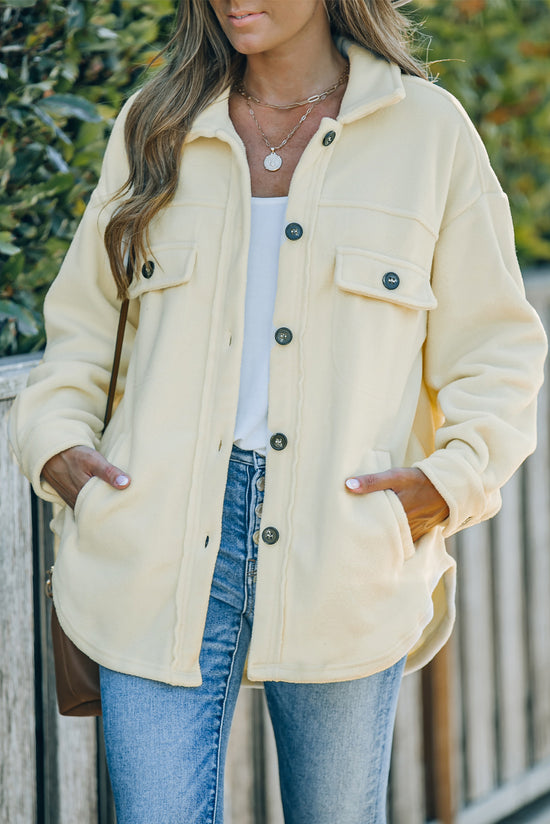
left=233, top=196, right=288, bottom=455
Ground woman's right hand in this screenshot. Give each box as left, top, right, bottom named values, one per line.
left=41, top=445, right=131, bottom=509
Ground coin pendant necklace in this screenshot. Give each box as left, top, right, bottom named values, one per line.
left=239, top=64, right=349, bottom=173
left=264, top=152, right=283, bottom=173
left=248, top=100, right=316, bottom=172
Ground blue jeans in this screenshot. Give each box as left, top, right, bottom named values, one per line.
left=100, top=445, right=405, bottom=824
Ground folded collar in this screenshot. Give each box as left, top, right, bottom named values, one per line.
left=185, top=41, right=405, bottom=145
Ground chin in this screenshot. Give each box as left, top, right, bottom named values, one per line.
left=226, top=35, right=279, bottom=56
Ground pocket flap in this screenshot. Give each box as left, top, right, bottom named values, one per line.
left=335, top=247, right=437, bottom=310
left=128, top=243, right=197, bottom=299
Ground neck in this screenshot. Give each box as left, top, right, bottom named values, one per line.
left=242, top=33, right=346, bottom=107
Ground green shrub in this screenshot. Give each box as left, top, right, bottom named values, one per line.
left=0, top=0, right=174, bottom=356
left=417, top=0, right=550, bottom=266
left=1, top=0, right=549, bottom=357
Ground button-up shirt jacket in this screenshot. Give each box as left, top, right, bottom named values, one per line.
left=9, top=44, right=547, bottom=686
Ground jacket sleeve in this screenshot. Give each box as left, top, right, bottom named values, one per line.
left=8, top=93, right=139, bottom=504
left=413, top=109, right=547, bottom=537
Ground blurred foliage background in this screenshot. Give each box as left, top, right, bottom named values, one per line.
left=0, top=0, right=175, bottom=356
left=417, top=0, right=550, bottom=265
left=0, top=0, right=549, bottom=357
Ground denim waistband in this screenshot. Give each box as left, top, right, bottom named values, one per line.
left=230, top=443, right=266, bottom=469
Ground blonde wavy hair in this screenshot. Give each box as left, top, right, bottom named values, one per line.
left=105, top=0, right=426, bottom=297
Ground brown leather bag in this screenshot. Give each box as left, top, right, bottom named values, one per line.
left=46, top=297, right=130, bottom=716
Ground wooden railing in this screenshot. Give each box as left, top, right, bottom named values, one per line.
left=2, top=270, right=550, bottom=823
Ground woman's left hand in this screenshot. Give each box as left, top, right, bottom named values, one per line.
left=345, top=467, right=450, bottom=543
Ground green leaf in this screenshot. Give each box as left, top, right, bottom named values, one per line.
left=0, top=208, right=18, bottom=231
left=4, top=0, right=38, bottom=7
left=0, top=299, right=39, bottom=336
left=0, top=241, right=21, bottom=256
left=97, top=26, right=119, bottom=40
left=30, top=103, right=72, bottom=144
left=36, top=94, right=102, bottom=123
left=45, top=146, right=70, bottom=173
left=8, top=173, right=75, bottom=211
left=0, top=321, right=18, bottom=356
left=0, top=252, right=25, bottom=281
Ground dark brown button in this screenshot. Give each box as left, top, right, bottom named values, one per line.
left=382, top=272, right=400, bottom=290
left=285, top=223, right=303, bottom=241
left=262, top=527, right=279, bottom=545
left=270, top=433, right=288, bottom=451
left=142, top=260, right=155, bottom=279
left=274, top=327, right=293, bottom=345
left=322, top=130, right=336, bottom=146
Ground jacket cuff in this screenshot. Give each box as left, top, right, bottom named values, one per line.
left=413, top=447, right=502, bottom=538
left=11, top=419, right=98, bottom=505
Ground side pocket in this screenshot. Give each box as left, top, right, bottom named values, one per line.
left=49, top=504, right=68, bottom=539
left=374, top=450, right=416, bottom=562
left=73, top=475, right=100, bottom=521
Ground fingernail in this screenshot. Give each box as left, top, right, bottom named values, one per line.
left=115, top=475, right=130, bottom=487
left=346, top=478, right=360, bottom=490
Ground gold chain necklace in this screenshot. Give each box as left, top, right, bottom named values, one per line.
left=236, top=64, right=349, bottom=110
left=237, top=65, right=349, bottom=173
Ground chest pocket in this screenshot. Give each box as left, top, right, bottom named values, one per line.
left=128, top=243, right=197, bottom=299
left=334, top=247, right=436, bottom=309
left=331, top=246, right=437, bottom=396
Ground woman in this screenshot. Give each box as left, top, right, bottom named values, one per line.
left=9, top=0, right=547, bottom=821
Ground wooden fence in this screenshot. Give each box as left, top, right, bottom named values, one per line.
left=2, top=270, right=550, bottom=823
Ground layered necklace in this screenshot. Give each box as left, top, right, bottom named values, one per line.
left=235, top=63, right=349, bottom=172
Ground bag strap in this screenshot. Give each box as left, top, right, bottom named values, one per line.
left=103, top=253, right=134, bottom=429
left=103, top=298, right=129, bottom=429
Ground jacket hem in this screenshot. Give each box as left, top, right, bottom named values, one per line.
left=53, top=594, right=203, bottom=687
left=246, top=606, right=437, bottom=684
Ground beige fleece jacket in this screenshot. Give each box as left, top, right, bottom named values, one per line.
left=9, top=44, right=547, bottom=685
